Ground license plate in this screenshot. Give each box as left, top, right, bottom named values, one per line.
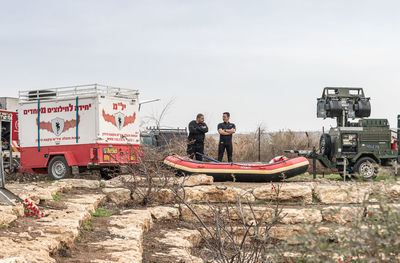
left=103, top=147, right=117, bottom=154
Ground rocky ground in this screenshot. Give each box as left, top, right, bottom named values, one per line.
left=1, top=175, right=400, bottom=262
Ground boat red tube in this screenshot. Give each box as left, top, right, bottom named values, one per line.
left=164, top=155, right=310, bottom=182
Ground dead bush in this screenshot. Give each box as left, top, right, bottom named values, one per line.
left=172, top=183, right=285, bottom=263
left=118, top=145, right=177, bottom=206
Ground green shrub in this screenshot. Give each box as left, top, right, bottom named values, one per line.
left=274, top=199, right=400, bottom=262
left=91, top=208, right=113, bottom=218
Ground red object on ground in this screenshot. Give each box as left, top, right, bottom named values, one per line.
left=164, top=155, right=310, bottom=182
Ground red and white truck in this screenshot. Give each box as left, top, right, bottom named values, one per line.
left=15, top=84, right=141, bottom=179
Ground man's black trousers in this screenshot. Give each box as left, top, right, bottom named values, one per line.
left=187, top=143, right=204, bottom=161
left=218, top=140, right=233, bottom=162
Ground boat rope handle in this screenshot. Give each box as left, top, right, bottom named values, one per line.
left=195, top=152, right=221, bottom=163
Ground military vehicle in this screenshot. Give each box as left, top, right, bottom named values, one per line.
left=287, top=87, right=399, bottom=179
left=141, top=127, right=188, bottom=149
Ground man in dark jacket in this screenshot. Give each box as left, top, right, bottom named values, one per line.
left=187, top=113, right=208, bottom=161
left=217, top=112, right=236, bottom=162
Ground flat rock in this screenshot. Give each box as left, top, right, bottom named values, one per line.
left=253, top=184, right=312, bottom=203
left=61, top=179, right=101, bottom=189
left=90, top=209, right=153, bottom=263
left=182, top=185, right=255, bottom=203
left=0, top=204, right=24, bottom=226
left=153, top=189, right=175, bottom=203
left=7, top=183, right=64, bottom=203
left=0, top=212, right=17, bottom=226
left=280, top=208, right=322, bottom=224
left=179, top=174, right=214, bottom=187
left=0, top=193, right=106, bottom=262
left=384, top=183, right=400, bottom=199
left=321, top=206, right=363, bottom=223
left=158, top=228, right=202, bottom=263
left=269, top=224, right=304, bottom=242
left=180, top=204, right=277, bottom=225
left=102, top=188, right=131, bottom=205
left=314, top=185, right=371, bottom=204
left=150, top=206, right=179, bottom=220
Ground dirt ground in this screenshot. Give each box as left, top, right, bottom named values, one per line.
left=51, top=197, right=138, bottom=263
left=142, top=219, right=198, bottom=263
left=6, top=171, right=102, bottom=183
left=52, top=214, right=116, bottom=263
left=0, top=188, right=103, bottom=262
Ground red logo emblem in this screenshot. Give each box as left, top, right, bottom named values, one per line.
left=102, top=110, right=136, bottom=130
left=37, top=116, right=80, bottom=136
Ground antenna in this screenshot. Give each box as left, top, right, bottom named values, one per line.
left=317, top=87, right=371, bottom=127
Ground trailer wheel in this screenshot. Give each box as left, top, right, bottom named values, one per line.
left=48, top=156, right=71, bottom=180
left=354, top=157, right=378, bottom=180
left=319, top=133, right=332, bottom=158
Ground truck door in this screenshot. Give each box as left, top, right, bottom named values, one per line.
left=0, top=113, right=17, bottom=173
left=1, top=121, right=11, bottom=151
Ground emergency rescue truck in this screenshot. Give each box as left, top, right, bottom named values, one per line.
left=16, top=84, right=141, bottom=179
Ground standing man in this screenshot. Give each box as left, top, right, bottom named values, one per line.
left=217, top=112, right=236, bottom=162
left=187, top=113, right=208, bottom=161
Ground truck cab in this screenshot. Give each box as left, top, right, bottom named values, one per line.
left=0, top=97, right=20, bottom=174
left=140, top=127, right=187, bottom=149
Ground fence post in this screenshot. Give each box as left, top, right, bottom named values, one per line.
left=312, top=146, right=317, bottom=179
left=258, top=127, right=261, bottom=162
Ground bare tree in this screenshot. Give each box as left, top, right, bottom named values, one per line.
left=141, top=97, right=176, bottom=129
left=171, top=182, right=285, bottom=263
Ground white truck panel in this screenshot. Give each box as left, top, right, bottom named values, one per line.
left=19, top=97, right=97, bottom=147
left=97, top=97, right=140, bottom=144
left=18, top=85, right=140, bottom=148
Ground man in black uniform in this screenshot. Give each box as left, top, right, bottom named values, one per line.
left=217, top=112, right=236, bottom=162
left=187, top=113, right=208, bottom=161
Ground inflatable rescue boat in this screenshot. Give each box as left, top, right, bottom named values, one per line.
left=163, top=155, right=310, bottom=182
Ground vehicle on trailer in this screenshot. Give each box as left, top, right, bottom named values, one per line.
left=287, top=87, right=399, bottom=179
left=17, top=84, right=141, bottom=179
left=140, top=127, right=187, bottom=149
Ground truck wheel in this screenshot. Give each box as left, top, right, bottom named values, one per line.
left=48, top=156, right=71, bottom=180
left=319, top=133, right=332, bottom=158
left=354, top=157, right=378, bottom=180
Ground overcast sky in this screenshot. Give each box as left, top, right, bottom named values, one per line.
left=1, top=1, right=400, bottom=133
